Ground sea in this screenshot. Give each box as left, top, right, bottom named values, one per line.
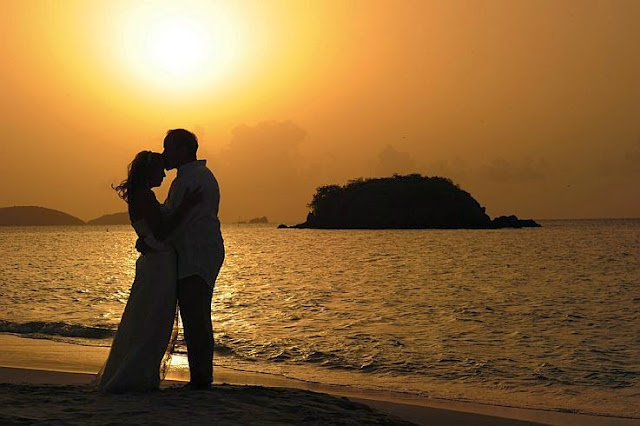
left=0, top=220, right=638, bottom=418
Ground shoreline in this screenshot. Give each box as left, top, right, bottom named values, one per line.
left=1, top=334, right=637, bottom=425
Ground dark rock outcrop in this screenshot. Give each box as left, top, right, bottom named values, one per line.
left=87, top=212, right=129, bottom=225
left=0, top=206, right=85, bottom=226
left=491, top=215, right=541, bottom=229
left=239, top=216, right=269, bottom=224
left=248, top=216, right=268, bottom=224
left=279, top=174, right=540, bottom=229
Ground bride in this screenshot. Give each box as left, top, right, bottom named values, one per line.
left=98, top=150, right=199, bottom=393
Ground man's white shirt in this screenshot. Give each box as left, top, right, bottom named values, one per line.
left=164, top=160, right=224, bottom=287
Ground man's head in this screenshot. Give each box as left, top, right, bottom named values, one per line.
left=163, top=128, right=198, bottom=170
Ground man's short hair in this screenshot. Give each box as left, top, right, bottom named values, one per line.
left=165, top=128, right=198, bottom=156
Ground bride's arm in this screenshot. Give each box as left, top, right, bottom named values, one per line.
left=132, top=188, right=200, bottom=242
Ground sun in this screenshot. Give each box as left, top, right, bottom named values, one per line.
left=145, top=15, right=212, bottom=78
left=114, top=2, right=245, bottom=93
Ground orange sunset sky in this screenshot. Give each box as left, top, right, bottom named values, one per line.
left=1, top=0, right=639, bottom=223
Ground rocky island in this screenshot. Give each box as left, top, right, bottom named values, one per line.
left=238, top=216, right=269, bottom=224
left=0, top=206, right=85, bottom=226
left=279, top=174, right=540, bottom=229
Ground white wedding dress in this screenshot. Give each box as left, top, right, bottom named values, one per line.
left=97, top=219, right=178, bottom=393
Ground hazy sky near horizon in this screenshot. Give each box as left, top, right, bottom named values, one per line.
left=1, top=0, right=639, bottom=222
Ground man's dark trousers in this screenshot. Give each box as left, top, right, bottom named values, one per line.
left=178, top=275, right=214, bottom=386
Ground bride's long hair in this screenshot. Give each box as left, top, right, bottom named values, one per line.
left=113, top=151, right=163, bottom=203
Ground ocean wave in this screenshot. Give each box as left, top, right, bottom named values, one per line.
left=208, top=335, right=388, bottom=373
left=0, top=320, right=115, bottom=339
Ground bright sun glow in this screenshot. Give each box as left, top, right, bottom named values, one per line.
left=114, top=2, right=245, bottom=93
left=145, top=16, right=211, bottom=77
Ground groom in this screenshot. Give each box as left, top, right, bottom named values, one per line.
left=145, top=128, right=224, bottom=389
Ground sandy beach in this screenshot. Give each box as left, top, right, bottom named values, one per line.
left=1, top=334, right=636, bottom=425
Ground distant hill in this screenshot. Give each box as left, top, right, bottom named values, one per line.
left=279, top=174, right=540, bottom=229
left=0, top=206, right=85, bottom=226
left=87, top=212, right=129, bottom=225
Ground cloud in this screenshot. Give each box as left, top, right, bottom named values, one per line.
left=424, top=156, right=547, bottom=184
left=595, top=141, right=640, bottom=180
left=215, top=120, right=306, bottom=187
left=212, top=121, right=312, bottom=222
left=477, top=157, right=547, bottom=183
left=226, top=121, right=306, bottom=160
left=375, top=144, right=417, bottom=176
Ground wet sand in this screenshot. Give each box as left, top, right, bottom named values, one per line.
left=1, top=334, right=634, bottom=425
